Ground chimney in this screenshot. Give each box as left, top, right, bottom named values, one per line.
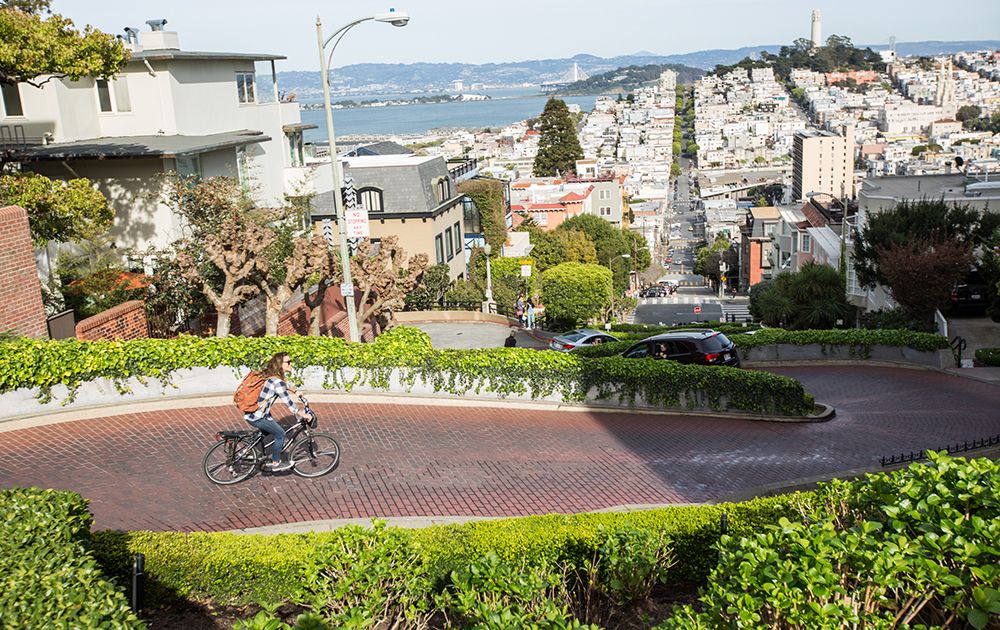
left=122, top=26, right=141, bottom=51
left=141, top=19, right=180, bottom=50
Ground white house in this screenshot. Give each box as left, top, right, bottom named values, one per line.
left=1, top=20, right=320, bottom=251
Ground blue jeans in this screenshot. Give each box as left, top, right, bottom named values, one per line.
left=247, top=416, right=286, bottom=462
left=526, top=307, right=535, bottom=329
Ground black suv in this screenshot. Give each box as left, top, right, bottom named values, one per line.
left=949, top=271, right=990, bottom=315
left=621, top=330, right=741, bottom=368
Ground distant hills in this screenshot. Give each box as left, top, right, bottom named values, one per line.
left=555, top=64, right=705, bottom=95
left=271, top=41, right=1000, bottom=96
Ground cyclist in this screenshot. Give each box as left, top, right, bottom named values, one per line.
left=245, top=352, right=309, bottom=471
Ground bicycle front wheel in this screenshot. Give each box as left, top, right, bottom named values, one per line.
left=204, top=437, right=259, bottom=485
left=291, top=433, right=341, bottom=478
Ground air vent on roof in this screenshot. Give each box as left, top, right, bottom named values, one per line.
left=146, top=19, right=168, bottom=31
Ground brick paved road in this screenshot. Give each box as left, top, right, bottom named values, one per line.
left=1, top=366, right=998, bottom=532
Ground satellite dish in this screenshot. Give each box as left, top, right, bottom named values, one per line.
left=955, top=156, right=965, bottom=169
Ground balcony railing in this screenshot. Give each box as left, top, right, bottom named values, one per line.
left=447, top=157, right=479, bottom=181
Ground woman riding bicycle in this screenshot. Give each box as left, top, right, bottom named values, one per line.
left=245, top=352, right=310, bottom=471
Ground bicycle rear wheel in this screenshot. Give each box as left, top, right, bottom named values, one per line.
left=290, top=433, right=341, bottom=478
left=204, top=437, right=259, bottom=485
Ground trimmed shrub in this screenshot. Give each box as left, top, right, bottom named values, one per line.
left=659, top=453, right=1000, bottom=628
left=730, top=327, right=948, bottom=352
left=976, top=347, right=1000, bottom=366
left=0, top=488, right=142, bottom=628
left=541, top=262, right=613, bottom=328
left=92, top=495, right=805, bottom=607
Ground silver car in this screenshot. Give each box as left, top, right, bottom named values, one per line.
left=549, top=329, right=620, bottom=352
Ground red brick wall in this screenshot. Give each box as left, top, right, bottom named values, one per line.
left=76, top=300, right=149, bottom=341
left=0, top=206, right=47, bottom=339
left=276, top=286, right=380, bottom=340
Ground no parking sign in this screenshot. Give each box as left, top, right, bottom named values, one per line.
left=694, top=306, right=702, bottom=314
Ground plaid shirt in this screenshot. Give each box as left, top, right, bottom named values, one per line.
left=244, top=377, right=300, bottom=422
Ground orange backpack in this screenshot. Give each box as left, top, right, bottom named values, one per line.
left=234, top=371, right=269, bottom=413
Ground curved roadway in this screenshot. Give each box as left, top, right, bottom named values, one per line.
left=1, top=366, right=998, bottom=532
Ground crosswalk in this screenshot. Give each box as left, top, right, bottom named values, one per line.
left=721, top=302, right=753, bottom=322
left=638, top=296, right=722, bottom=305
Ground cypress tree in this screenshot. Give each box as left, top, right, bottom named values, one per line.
left=533, top=97, right=584, bottom=177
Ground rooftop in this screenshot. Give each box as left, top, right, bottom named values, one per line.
left=343, top=154, right=438, bottom=168
left=859, top=173, right=1000, bottom=201
left=749, top=206, right=781, bottom=220
left=8, top=130, right=269, bottom=161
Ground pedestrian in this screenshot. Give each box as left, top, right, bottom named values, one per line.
left=515, top=294, right=525, bottom=326
left=525, top=296, right=536, bottom=329
left=504, top=329, right=517, bottom=347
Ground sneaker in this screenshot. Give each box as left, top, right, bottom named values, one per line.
left=267, top=460, right=293, bottom=472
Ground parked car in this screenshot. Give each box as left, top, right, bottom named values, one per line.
left=949, top=271, right=989, bottom=314
left=640, top=286, right=666, bottom=298
left=549, top=329, right=620, bottom=352
left=620, top=330, right=741, bottom=367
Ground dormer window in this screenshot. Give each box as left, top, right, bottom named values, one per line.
left=436, top=177, right=450, bottom=202
left=236, top=72, right=256, bottom=104
left=358, top=187, right=383, bottom=212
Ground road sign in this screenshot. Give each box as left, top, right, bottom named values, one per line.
left=720, top=275, right=727, bottom=283
left=694, top=306, right=702, bottom=314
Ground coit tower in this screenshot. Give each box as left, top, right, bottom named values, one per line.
left=811, top=9, right=822, bottom=47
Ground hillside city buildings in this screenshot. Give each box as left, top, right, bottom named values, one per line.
left=3, top=9, right=1000, bottom=330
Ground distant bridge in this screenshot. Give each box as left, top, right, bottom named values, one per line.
left=540, top=63, right=590, bottom=93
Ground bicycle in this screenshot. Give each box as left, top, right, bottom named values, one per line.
left=203, top=395, right=341, bottom=485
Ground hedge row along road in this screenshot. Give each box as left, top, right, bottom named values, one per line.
left=1, top=365, right=998, bottom=532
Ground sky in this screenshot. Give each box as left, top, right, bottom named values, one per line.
left=54, top=0, right=1000, bottom=71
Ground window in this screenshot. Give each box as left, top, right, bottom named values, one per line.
left=801, top=233, right=811, bottom=253
left=599, top=189, right=610, bottom=200
left=358, top=187, right=383, bottom=212
left=436, top=177, right=450, bottom=202
left=445, top=227, right=454, bottom=260
left=435, top=234, right=445, bottom=264
left=236, top=72, right=256, bottom=104
left=1, top=83, right=23, bottom=117
left=599, top=206, right=612, bottom=216
left=175, top=155, right=201, bottom=178
left=96, top=78, right=131, bottom=113
left=453, top=220, right=462, bottom=252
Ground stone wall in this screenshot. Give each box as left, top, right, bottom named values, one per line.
left=0, top=206, right=47, bottom=338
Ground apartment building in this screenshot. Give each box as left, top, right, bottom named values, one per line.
left=312, top=154, right=468, bottom=282
left=791, top=125, right=854, bottom=201
left=0, top=21, right=317, bottom=251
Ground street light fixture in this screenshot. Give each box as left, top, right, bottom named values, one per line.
left=316, top=9, right=409, bottom=342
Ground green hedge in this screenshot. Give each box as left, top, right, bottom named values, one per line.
left=976, top=347, right=1000, bottom=366
left=91, top=494, right=807, bottom=607
left=0, top=325, right=810, bottom=416
left=610, top=322, right=762, bottom=335
left=731, top=328, right=948, bottom=352
left=0, top=488, right=142, bottom=628
left=573, top=328, right=947, bottom=361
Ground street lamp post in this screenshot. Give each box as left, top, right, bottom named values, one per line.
left=482, top=243, right=496, bottom=314
left=316, top=9, right=409, bottom=342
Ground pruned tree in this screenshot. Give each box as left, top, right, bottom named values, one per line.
left=257, top=232, right=339, bottom=336
left=166, top=176, right=270, bottom=337
left=302, top=239, right=341, bottom=337
left=176, top=216, right=273, bottom=337
left=876, top=237, right=974, bottom=320
left=350, top=235, right=429, bottom=329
